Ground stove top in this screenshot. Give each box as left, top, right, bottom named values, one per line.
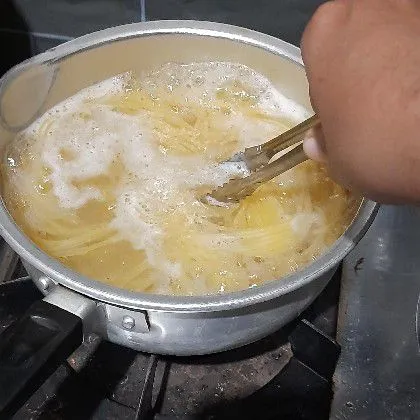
left=0, top=256, right=342, bottom=420
left=2, top=207, right=420, bottom=420
left=0, top=1, right=420, bottom=418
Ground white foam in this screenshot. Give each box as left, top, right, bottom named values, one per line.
left=291, top=213, right=320, bottom=238
left=143, top=62, right=307, bottom=120
left=142, top=62, right=308, bottom=148
left=18, top=62, right=309, bottom=283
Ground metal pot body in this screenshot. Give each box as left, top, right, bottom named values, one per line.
left=23, top=262, right=335, bottom=355
left=0, top=21, right=379, bottom=355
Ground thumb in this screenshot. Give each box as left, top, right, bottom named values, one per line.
left=303, top=124, right=328, bottom=163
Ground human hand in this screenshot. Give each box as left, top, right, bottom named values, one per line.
left=301, top=0, right=420, bottom=204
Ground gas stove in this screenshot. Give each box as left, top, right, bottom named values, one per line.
left=1, top=249, right=340, bottom=420
left=1, top=206, right=419, bottom=420
left=0, top=0, right=419, bottom=418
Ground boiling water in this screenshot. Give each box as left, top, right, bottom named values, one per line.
left=1, top=62, right=358, bottom=295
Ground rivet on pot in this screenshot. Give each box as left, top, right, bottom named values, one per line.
left=39, top=277, right=50, bottom=291
left=122, top=315, right=135, bottom=330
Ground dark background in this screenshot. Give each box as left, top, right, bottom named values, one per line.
left=0, top=0, right=325, bottom=75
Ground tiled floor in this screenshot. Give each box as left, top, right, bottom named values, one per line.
left=0, top=0, right=324, bottom=74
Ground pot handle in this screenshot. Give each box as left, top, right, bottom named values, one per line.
left=0, top=287, right=90, bottom=418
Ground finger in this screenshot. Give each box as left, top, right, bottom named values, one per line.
left=303, top=125, right=327, bottom=162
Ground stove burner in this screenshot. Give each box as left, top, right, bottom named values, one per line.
left=135, top=320, right=339, bottom=420
left=0, top=252, right=342, bottom=420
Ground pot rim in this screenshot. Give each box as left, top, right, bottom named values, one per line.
left=0, top=20, right=380, bottom=312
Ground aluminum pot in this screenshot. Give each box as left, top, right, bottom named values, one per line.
left=0, top=22, right=378, bottom=358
